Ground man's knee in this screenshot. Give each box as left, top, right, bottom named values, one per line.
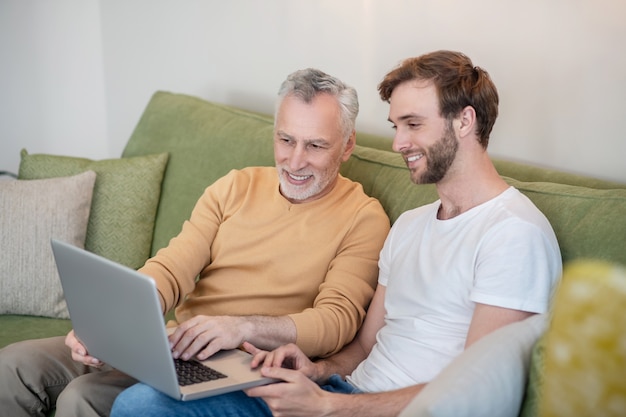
left=1, top=337, right=78, bottom=392
left=0, top=342, right=22, bottom=378
left=57, top=370, right=136, bottom=417
left=1, top=339, right=46, bottom=373
left=55, top=377, right=88, bottom=410
left=0, top=339, right=59, bottom=389
left=0, top=340, right=65, bottom=416
left=56, top=374, right=112, bottom=417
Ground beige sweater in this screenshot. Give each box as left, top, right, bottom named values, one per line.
left=140, top=167, right=389, bottom=357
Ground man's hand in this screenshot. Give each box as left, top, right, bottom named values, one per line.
left=245, top=366, right=333, bottom=417
left=244, top=342, right=321, bottom=383
left=65, top=329, right=104, bottom=368
left=169, top=315, right=250, bottom=361
left=243, top=342, right=337, bottom=416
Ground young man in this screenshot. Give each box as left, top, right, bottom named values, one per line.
left=110, top=50, right=562, bottom=417
left=0, top=69, right=390, bottom=417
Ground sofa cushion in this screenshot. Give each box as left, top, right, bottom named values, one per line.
left=122, top=91, right=276, bottom=254
left=0, top=171, right=96, bottom=318
left=0, top=315, right=73, bottom=349
left=18, top=150, right=168, bottom=269
left=493, top=159, right=626, bottom=190
left=399, top=314, right=547, bottom=417
left=502, top=177, right=626, bottom=266
left=342, top=145, right=626, bottom=266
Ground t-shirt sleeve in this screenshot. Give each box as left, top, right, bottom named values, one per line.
left=470, top=218, right=562, bottom=313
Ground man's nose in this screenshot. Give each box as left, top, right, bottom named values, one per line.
left=392, top=130, right=408, bottom=153
left=288, top=145, right=307, bottom=171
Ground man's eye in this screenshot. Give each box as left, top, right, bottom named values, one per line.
left=307, top=143, right=327, bottom=150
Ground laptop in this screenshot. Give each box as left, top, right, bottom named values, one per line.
left=51, top=239, right=278, bottom=401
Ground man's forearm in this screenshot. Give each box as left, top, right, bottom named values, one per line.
left=242, top=315, right=297, bottom=351
left=313, top=337, right=371, bottom=384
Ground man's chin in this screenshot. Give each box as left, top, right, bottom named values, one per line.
left=409, top=170, right=427, bottom=185
left=280, top=186, right=315, bottom=203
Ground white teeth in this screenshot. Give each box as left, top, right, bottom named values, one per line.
left=289, top=173, right=310, bottom=181
left=407, top=154, right=423, bottom=163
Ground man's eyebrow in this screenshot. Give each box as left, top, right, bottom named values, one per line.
left=307, top=137, right=331, bottom=145
left=276, top=130, right=293, bottom=139
left=276, top=130, right=330, bottom=145
left=388, top=113, right=426, bottom=124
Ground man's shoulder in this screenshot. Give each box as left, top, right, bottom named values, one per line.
left=235, top=166, right=275, bottom=175
left=335, top=175, right=388, bottom=209
left=205, top=167, right=277, bottom=199
left=222, top=166, right=276, bottom=183
left=480, top=187, right=559, bottom=250
left=497, top=187, right=553, bottom=225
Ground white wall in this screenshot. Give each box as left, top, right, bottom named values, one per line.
left=0, top=0, right=108, bottom=166
left=1, top=0, right=625, bottom=183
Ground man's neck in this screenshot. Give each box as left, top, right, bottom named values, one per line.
left=435, top=155, right=509, bottom=220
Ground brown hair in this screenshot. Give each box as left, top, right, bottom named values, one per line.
left=378, top=51, right=499, bottom=148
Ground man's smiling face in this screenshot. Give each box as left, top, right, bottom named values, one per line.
left=274, top=93, right=353, bottom=203
left=388, top=80, right=459, bottom=185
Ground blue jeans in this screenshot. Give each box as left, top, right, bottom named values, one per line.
left=110, top=374, right=359, bottom=417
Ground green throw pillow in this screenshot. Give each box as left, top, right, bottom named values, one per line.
left=18, top=150, right=169, bottom=269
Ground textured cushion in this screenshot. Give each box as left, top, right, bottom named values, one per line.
left=18, top=150, right=168, bottom=269
left=0, top=171, right=96, bottom=318
left=492, top=159, right=626, bottom=190
left=539, top=260, right=626, bottom=416
left=502, top=177, right=626, bottom=265
left=122, top=92, right=276, bottom=254
left=399, top=314, right=547, bottom=417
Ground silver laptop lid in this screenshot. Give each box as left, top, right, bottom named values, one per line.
left=51, top=239, right=277, bottom=401
left=51, top=239, right=181, bottom=398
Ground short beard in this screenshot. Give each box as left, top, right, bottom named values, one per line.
left=417, top=121, right=458, bottom=184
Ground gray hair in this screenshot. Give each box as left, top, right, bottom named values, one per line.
left=275, top=68, right=359, bottom=142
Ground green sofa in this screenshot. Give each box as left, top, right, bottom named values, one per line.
left=2, top=91, right=625, bottom=416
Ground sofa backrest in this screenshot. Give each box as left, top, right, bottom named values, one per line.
left=123, top=91, right=626, bottom=267
left=123, top=92, right=276, bottom=252
left=341, top=130, right=626, bottom=190
left=343, top=145, right=626, bottom=266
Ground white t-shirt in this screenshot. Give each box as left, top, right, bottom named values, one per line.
left=347, top=187, right=561, bottom=393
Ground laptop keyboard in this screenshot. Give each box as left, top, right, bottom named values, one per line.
left=174, top=359, right=228, bottom=386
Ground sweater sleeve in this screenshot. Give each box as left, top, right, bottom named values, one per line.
left=138, top=172, right=234, bottom=313
left=288, top=199, right=390, bottom=358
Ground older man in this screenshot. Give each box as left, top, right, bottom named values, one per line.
left=0, top=68, right=390, bottom=417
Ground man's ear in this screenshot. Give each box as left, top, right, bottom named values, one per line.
left=341, top=130, right=356, bottom=161
left=457, top=106, right=477, bottom=139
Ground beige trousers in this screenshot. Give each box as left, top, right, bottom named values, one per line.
left=0, top=336, right=137, bottom=417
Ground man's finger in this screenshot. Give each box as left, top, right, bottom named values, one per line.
left=260, top=365, right=297, bottom=382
